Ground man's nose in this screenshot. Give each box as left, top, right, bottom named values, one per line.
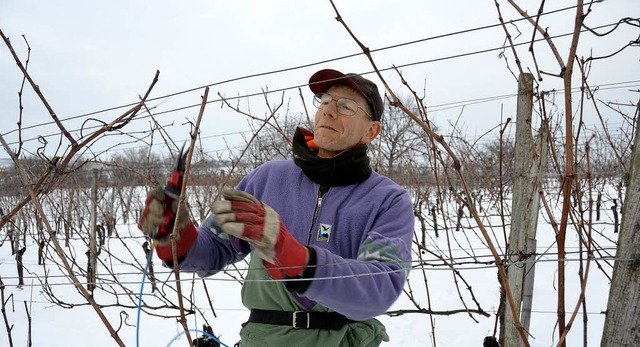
left=320, top=100, right=338, bottom=118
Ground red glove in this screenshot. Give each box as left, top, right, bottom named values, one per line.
left=138, top=186, right=198, bottom=261
left=211, top=188, right=308, bottom=280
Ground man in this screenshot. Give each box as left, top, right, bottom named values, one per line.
left=139, top=69, right=414, bottom=346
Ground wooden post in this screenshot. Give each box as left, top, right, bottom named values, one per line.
left=88, top=169, right=98, bottom=293
left=16, top=246, right=26, bottom=287
left=8, top=219, right=16, bottom=255
left=500, top=73, right=544, bottom=347
left=520, top=124, right=549, bottom=332
left=35, top=211, right=45, bottom=265
left=520, top=238, right=537, bottom=332
left=600, top=115, right=640, bottom=346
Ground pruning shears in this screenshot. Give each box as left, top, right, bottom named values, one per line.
left=149, top=142, right=188, bottom=241
left=165, top=141, right=189, bottom=200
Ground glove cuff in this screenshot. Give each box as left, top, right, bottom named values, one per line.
left=280, top=242, right=308, bottom=277
left=284, top=247, right=317, bottom=293
left=271, top=231, right=308, bottom=278
left=155, top=221, right=198, bottom=262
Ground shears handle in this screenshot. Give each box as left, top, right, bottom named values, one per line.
left=164, top=141, right=188, bottom=199
left=149, top=142, right=188, bottom=240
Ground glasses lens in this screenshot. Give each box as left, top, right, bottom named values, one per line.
left=336, top=99, right=358, bottom=116
left=313, top=93, right=332, bottom=108
left=313, top=93, right=361, bottom=117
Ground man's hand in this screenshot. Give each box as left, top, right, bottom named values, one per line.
left=138, top=186, right=198, bottom=261
left=211, top=188, right=308, bottom=279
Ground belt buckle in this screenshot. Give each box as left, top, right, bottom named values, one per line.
left=292, top=311, right=310, bottom=329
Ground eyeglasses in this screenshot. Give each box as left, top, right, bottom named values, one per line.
left=313, top=93, right=372, bottom=119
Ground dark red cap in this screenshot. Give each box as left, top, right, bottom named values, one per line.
left=308, top=69, right=384, bottom=121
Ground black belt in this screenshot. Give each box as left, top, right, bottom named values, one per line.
left=247, top=309, right=357, bottom=330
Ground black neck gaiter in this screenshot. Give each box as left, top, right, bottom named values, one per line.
left=292, top=127, right=372, bottom=186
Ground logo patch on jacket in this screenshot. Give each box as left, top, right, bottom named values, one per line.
left=317, top=224, right=332, bottom=241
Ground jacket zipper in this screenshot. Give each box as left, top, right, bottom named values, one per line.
left=306, top=185, right=329, bottom=245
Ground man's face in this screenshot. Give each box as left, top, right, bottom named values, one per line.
left=313, top=85, right=381, bottom=157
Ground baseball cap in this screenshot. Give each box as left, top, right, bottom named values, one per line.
left=308, top=69, right=384, bottom=121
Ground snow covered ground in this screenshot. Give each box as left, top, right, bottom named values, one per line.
left=0, top=186, right=619, bottom=346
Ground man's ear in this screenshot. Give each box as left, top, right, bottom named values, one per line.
left=361, top=121, right=382, bottom=144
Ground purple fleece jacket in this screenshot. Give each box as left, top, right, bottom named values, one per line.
left=178, top=160, right=414, bottom=321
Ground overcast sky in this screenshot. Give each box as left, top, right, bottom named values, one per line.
left=1, top=0, right=638, bottom=164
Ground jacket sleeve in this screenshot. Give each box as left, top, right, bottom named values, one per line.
left=176, top=214, right=251, bottom=277
left=177, top=166, right=268, bottom=277
left=299, top=190, right=414, bottom=321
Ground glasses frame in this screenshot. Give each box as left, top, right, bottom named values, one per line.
left=313, top=92, right=373, bottom=120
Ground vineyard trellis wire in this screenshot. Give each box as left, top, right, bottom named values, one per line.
left=1, top=1, right=639, bottom=346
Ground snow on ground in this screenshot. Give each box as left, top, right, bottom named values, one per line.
left=0, top=188, right=618, bottom=346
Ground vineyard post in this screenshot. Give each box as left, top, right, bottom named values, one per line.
left=88, top=169, right=98, bottom=294
left=501, top=73, right=543, bottom=347
left=600, top=106, right=640, bottom=346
